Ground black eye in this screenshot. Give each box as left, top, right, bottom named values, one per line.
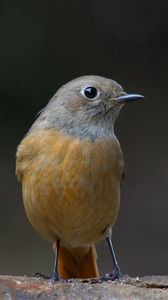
left=83, top=86, right=98, bottom=99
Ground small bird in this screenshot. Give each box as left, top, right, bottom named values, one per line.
left=16, top=75, right=143, bottom=282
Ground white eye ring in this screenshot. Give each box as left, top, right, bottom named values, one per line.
left=81, top=86, right=100, bottom=100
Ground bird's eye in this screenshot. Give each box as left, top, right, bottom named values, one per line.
left=82, top=86, right=99, bottom=99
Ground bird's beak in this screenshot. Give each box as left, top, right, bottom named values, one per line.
left=115, top=93, right=144, bottom=104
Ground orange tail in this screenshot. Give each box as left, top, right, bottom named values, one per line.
left=53, top=243, right=99, bottom=279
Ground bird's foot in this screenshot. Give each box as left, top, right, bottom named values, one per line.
left=33, top=271, right=61, bottom=282
left=49, top=271, right=61, bottom=283
left=33, top=272, right=49, bottom=280
left=100, top=266, right=123, bottom=282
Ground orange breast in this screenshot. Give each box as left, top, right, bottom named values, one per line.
left=16, top=129, right=124, bottom=247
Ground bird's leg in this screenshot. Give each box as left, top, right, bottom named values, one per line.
left=100, top=237, right=122, bottom=282
left=33, top=239, right=61, bottom=282
left=49, top=239, right=61, bottom=282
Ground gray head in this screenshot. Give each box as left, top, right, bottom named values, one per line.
left=30, top=75, right=143, bottom=140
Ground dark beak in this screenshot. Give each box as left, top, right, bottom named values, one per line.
left=116, top=93, right=144, bottom=103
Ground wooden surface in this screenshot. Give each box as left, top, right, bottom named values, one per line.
left=0, top=275, right=168, bottom=300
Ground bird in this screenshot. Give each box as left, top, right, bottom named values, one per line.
left=16, top=75, right=143, bottom=282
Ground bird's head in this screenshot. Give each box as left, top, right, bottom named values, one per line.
left=32, top=75, right=143, bottom=139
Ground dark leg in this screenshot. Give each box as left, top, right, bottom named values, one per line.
left=100, top=237, right=122, bottom=281
left=49, top=239, right=60, bottom=282
left=33, top=239, right=61, bottom=282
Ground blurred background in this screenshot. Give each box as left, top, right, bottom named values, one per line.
left=0, top=0, right=168, bottom=277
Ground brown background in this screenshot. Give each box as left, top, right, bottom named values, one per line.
left=0, top=0, right=168, bottom=277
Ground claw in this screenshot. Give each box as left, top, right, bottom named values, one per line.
left=100, top=266, right=123, bottom=282
left=33, top=272, right=50, bottom=279
left=33, top=272, right=61, bottom=282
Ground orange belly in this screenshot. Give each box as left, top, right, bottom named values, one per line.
left=16, top=129, right=124, bottom=247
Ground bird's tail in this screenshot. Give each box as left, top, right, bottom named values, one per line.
left=53, top=243, right=99, bottom=279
